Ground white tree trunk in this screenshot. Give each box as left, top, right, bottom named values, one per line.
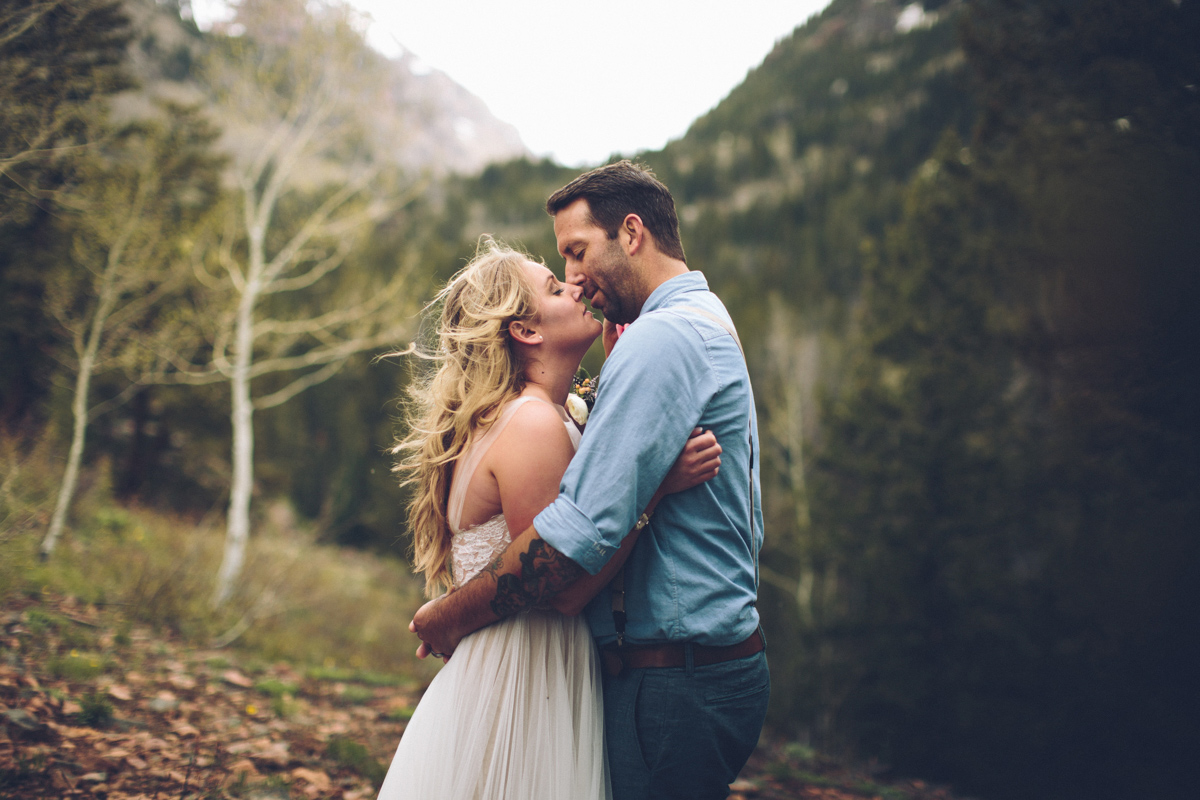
left=764, top=298, right=822, bottom=621
left=200, top=57, right=418, bottom=605
left=211, top=230, right=263, bottom=608
left=41, top=344, right=98, bottom=559
left=41, top=219, right=131, bottom=559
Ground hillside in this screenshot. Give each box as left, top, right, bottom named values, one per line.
left=114, top=0, right=528, bottom=176
left=653, top=0, right=972, bottom=311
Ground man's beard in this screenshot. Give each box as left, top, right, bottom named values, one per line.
left=596, top=241, right=642, bottom=325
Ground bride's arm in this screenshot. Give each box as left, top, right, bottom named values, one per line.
left=548, top=427, right=721, bottom=616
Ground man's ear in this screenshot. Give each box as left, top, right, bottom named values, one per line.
left=508, top=320, right=541, bottom=346
left=621, top=213, right=647, bottom=255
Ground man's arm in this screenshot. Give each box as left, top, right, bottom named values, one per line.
left=548, top=427, right=721, bottom=616
left=409, top=523, right=581, bottom=658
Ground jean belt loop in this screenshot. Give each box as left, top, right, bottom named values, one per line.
left=684, top=642, right=695, bottom=676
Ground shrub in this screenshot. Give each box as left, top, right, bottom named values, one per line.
left=325, top=737, right=386, bottom=786
left=253, top=678, right=299, bottom=698
left=47, top=651, right=106, bottom=681
left=78, top=690, right=114, bottom=727
left=334, top=684, right=374, bottom=706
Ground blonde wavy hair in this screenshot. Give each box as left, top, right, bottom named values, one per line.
left=392, top=237, right=540, bottom=596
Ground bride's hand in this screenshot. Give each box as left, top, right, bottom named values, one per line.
left=602, top=320, right=627, bottom=358
left=661, top=428, right=721, bottom=495
left=410, top=587, right=459, bottom=662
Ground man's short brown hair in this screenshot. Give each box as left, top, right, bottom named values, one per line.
left=546, top=160, right=686, bottom=263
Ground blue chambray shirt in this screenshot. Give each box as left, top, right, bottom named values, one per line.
left=534, top=271, right=764, bottom=647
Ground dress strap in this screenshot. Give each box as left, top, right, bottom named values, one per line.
left=447, top=396, right=553, bottom=533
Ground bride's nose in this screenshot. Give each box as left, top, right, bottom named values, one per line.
left=570, top=284, right=584, bottom=301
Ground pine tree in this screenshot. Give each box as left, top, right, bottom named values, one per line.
left=0, top=0, right=133, bottom=425
left=813, top=2, right=1200, bottom=796
left=0, top=0, right=132, bottom=224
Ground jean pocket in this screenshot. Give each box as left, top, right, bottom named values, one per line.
left=701, top=654, right=770, bottom=705
left=633, top=670, right=668, bottom=771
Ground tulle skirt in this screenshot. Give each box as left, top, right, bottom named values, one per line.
left=377, top=609, right=610, bottom=800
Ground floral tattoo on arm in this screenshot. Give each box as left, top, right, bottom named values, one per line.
left=483, top=539, right=585, bottom=618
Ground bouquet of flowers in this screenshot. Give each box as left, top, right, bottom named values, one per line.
left=567, top=368, right=596, bottom=426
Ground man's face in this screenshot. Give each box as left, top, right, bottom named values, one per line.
left=554, top=199, right=643, bottom=325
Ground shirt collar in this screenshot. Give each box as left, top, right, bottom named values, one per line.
left=639, top=271, right=709, bottom=317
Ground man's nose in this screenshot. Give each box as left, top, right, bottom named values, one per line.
left=565, top=263, right=585, bottom=285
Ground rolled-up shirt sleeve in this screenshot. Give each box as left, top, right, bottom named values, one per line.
left=535, top=314, right=719, bottom=575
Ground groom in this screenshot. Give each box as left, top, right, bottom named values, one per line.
left=411, top=160, right=769, bottom=800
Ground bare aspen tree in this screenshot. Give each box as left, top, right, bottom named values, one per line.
left=40, top=105, right=222, bottom=559
left=145, top=2, right=422, bottom=607
left=759, top=294, right=829, bottom=623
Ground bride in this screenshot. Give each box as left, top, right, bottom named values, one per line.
left=378, top=238, right=720, bottom=799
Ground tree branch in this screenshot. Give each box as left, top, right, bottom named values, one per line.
left=260, top=239, right=350, bottom=295
left=252, top=360, right=346, bottom=411
left=218, top=215, right=246, bottom=293
left=0, top=142, right=90, bottom=173
left=248, top=326, right=409, bottom=378
left=253, top=264, right=411, bottom=339
left=0, top=0, right=65, bottom=49
left=248, top=94, right=338, bottom=237
left=759, top=563, right=803, bottom=598
left=260, top=169, right=376, bottom=285
left=87, top=381, right=142, bottom=421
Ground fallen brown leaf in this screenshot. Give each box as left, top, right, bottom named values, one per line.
left=100, top=747, right=130, bottom=763
left=292, top=766, right=332, bottom=791
left=250, top=740, right=290, bottom=766
left=222, top=669, right=253, bottom=688
left=171, top=721, right=200, bottom=737
left=168, top=673, right=197, bottom=690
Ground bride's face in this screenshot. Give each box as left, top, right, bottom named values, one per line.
left=521, top=260, right=602, bottom=350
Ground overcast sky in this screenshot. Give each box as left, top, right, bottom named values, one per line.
left=191, top=1, right=833, bottom=166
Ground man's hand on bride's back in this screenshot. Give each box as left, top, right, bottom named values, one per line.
left=662, top=428, right=721, bottom=495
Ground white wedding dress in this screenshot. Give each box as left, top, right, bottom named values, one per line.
left=377, top=397, right=610, bottom=800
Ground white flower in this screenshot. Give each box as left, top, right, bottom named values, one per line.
left=565, top=394, right=589, bottom=426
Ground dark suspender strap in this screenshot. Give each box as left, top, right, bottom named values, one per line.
left=611, top=566, right=626, bottom=647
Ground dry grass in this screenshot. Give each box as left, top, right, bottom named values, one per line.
left=0, top=434, right=435, bottom=681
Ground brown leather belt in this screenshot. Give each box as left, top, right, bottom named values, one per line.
left=601, top=629, right=764, bottom=677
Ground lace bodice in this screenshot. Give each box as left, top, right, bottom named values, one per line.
left=451, top=515, right=510, bottom=586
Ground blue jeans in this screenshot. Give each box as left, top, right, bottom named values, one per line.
left=603, top=649, right=770, bottom=800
